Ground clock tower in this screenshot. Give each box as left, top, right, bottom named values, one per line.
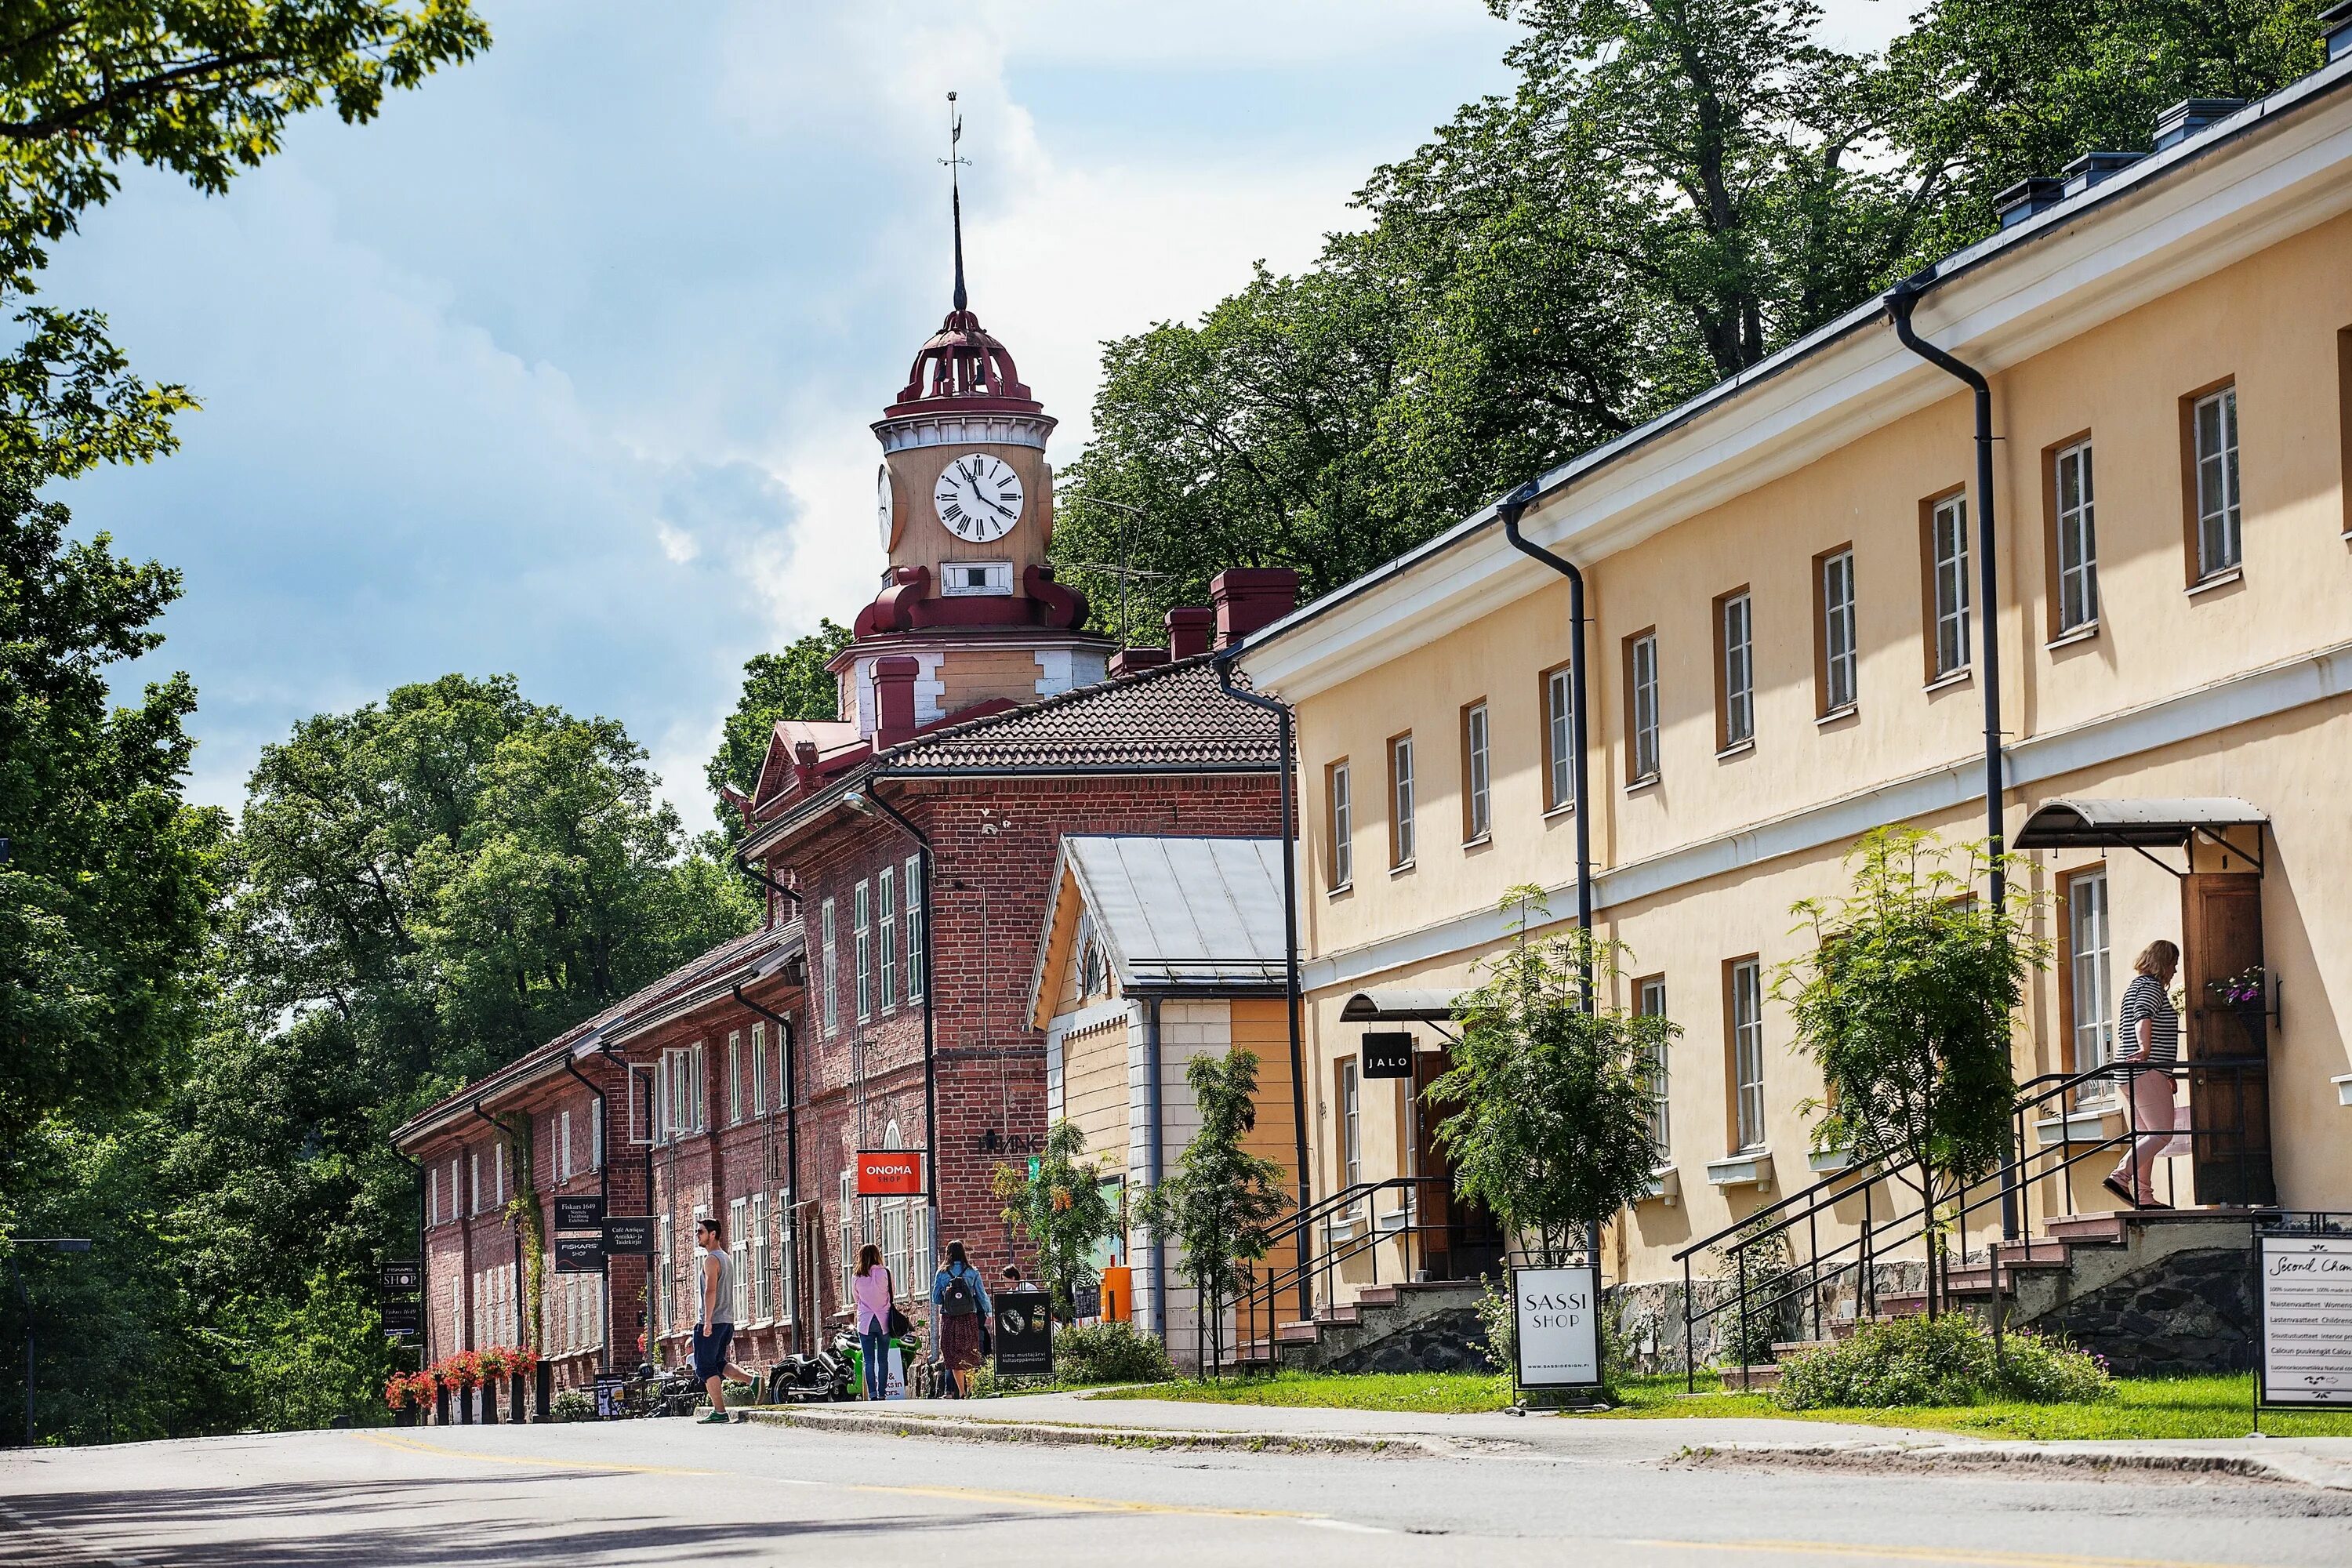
left=840, top=107, right=1109, bottom=742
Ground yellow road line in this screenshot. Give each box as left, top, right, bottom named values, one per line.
left=1613, top=1537, right=2274, bottom=1568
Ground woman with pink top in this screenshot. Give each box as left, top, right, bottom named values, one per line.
left=851, top=1243, right=895, bottom=1401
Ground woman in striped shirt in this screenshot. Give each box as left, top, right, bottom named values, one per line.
left=2104, top=939, right=2181, bottom=1208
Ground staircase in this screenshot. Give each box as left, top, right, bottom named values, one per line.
left=1230, top=1279, right=1493, bottom=1374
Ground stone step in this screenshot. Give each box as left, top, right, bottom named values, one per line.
left=1770, top=1339, right=1835, bottom=1359
left=1315, top=1305, right=1360, bottom=1326
left=1355, top=1286, right=1401, bottom=1308
left=1718, top=1363, right=1784, bottom=1392
left=2043, top=1214, right=2127, bottom=1247
left=1272, top=1321, right=1321, bottom=1345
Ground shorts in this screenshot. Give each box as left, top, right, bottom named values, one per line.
left=691, top=1323, right=734, bottom=1381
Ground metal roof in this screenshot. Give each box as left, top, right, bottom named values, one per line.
left=1043, top=836, right=1288, bottom=1004
left=2012, top=798, right=2268, bottom=850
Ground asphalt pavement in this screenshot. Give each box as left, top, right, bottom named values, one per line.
left=2, top=1404, right=2349, bottom=1566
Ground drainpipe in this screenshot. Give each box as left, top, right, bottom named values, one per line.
left=1496, top=481, right=1595, bottom=1006
left=731, top=984, right=802, bottom=1353
left=735, top=851, right=803, bottom=918
left=1142, top=996, right=1167, bottom=1342
left=1887, top=276, right=2017, bottom=1243
left=1213, top=650, right=1313, bottom=1328
left=841, top=787, right=940, bottom=1269
left=560, top=1054, right=613, bottom=1373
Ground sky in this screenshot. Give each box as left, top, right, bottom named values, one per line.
left=53, top=0, right=1909, bottom=828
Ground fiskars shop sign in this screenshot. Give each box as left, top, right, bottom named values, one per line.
left=857, top=1149, right=924, bottom=1198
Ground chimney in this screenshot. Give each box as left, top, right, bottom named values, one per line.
left=1210, top=567, right=1300, bottom=649
left=2058, top=151, right=2141, bottom=198
left=1109, top=647, right=1171, bottom=680
left=1166, top=607, right=1215, bottom=662
left=1993, top=176, right=2063, bottom=230
left=2326, top=0, right=2352, bottom=62
left=873, top=655, right=919, bottom=750
left=2153, top=98, right=2244, bottom=151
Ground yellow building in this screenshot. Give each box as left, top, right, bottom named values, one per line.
left=1231, top=54, right=2352, bottom=1333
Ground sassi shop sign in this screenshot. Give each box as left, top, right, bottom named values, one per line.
left=1512, top=1264, right=1602, bottom=1390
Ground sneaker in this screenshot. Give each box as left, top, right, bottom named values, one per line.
left=698, top=1410, right=730, bottom=1424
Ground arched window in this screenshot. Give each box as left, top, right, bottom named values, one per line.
left=880, top=1120, right=913, bottom=1290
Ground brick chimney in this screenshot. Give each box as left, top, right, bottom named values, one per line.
left=1165, top=608, right=1215, bottom=662
left=1210, top=568, right=1300, bottom=649
left=873, top=655, right=919, bottom=749
left=1109, top=647, right=1171, bottom=680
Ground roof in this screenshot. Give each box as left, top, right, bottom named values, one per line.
left=390, top=920, right=803, bottom=1149
left=1338, top=989, right=1461, bottom=1023
left=1033, top=835, right=1289, bottom=1018
left=2013, top=798, right=2268, bottom=850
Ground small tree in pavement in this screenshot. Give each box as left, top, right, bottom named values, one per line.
left=1135, top=1048, right=1291, bottom=1374
left=991, top=1117, right=1119, bottom=1322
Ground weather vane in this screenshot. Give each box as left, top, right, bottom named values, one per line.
left=942, top=91, right=971, bottom=314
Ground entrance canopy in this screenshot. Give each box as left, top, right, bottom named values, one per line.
left=2013, top=797, right=2267, bottom=851
left=1339, top=989, right=1461, bottom=1023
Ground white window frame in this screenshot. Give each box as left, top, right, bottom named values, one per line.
left=1340, top=1059, right=1361, bottom=1189
left=1820, top=547, right=1857, bottom=713
left=1931, top=495, right=1970, bottom=677
left=691, top=1041, right=706, bottom=1131
left=1720, top=593, right=1753, bottom=747
left=470, top=1150, right=481, bottom=1214
left=837, top=1169, right=855, bottom=1309
left=1731, top=959, right=1766, bottom=1153
left=1629, top=633, right=1661, bottom=782
left=903, top=856, right=924, bottom=1001
left=1390, top=734, right=1416, bottom=867
left=727, top=1030, right=743, bottom=1126
left=2056, top=439, right=2098, bottom=632
left=558, top=1110, right=573, bottom=1185
left=748, top=1192, right=768, bottom=1322
left=729, top=1196, right=750, bottom=1324
left=1639, top=977, right=1670, bottom=1160
left=853, top=878, right=873, bottom=1023
left=1329, top=760, right=1353, bottom=890
left=2193, top=387, right=2241, bottom=579
left=428, top=1166, right=440, bottom=1226
left=1462, top=701, right=1490, bottom=842
left=878, top=866, right=898, bottom=1012
left=1545, top=666, right=1573, bottom=809
left=2069, top=867, right=2116, bottom=1090
left=819, top=896, right=839, bottom=1036
left=750, top=1022, right=767, bottom=1118
left=775, top=1188, right=796, bottom=1323
left=590, top=1097, right=603, bottom=1170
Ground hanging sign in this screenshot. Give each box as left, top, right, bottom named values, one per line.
left=555, top=1235, right=608, bottom=1274
left=554, top=1196, right=606, bottom=1232
left=1361, top=1032, right=1415, bottom=1079
left=380, top=1298, right=421, bottom=1334
left=601, top=1216, right=656, bottom=1256
left=857, top=1149, right=925, bottom=1198
left=2257, top=1233, right=2352, bottom=1406
left=1512, top=1263, right=1602, bottom=1390
left=379, top=1260, right=422, bottom=1294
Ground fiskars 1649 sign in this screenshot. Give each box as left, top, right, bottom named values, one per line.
left=1512, top=1263, right=1602, bottom=1390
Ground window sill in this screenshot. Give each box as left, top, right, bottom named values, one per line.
left=1326, top=880, right=1354, bottom=899
left=1624, top=774, right=1661, bottom=797
left=1815, top=705, right=1858, bottom=729
left=1388, top=859, right=1417, bottom=878
left=1715, top=737, right=1755, bottom=761
left=1922, top=668, right=1972, bottom=695
left=1542, top=800, right=1577, bottom=820
left=2045, top=622, right=2100, bottom=651
left=1461, top=832, right=1493, bottom=851
left=2186, top=566, right=2244, bottom=597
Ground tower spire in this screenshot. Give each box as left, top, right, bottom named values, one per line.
left=942, top=91, right=971, bottom=314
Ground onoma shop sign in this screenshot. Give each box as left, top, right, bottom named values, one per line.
left=856, top=1149, right=924, bottom=1198
left=1512, top=1264, right=1601, bottom=1391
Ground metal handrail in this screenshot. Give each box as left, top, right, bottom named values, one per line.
left=1228, top=1176, right=1454, bottom=1374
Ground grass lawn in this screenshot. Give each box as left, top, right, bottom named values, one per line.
left=1086, top=1370, right=1513, bottom=1415
left=1592, top=1371, right=2352, bottom=1440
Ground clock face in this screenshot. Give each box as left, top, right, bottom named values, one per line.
left=933, top=452, right=1024, bottom=543
left=875, top=464, right=895, bottom=550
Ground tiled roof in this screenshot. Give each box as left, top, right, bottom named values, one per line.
left=881, top=655, right=1281, bottom=772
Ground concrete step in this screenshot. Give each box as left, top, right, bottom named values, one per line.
left=2043, top=1214, right=2128, bottom=1247
left=1354, top=1286, right=1401, bottom=1307
left=1719, top=1364, right=1784, bottom=1392
left=1769, top=1339, right=1835, bottom=1359
left=1272, top=1321, right=1320, bottom=1345
left=1316, top=1305, right=1360, bottom=1326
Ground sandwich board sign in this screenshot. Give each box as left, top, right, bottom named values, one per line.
left=1512, top=1263, right=1602, bottom=1392
left=2256, top=1232, right=2352, bottom=1409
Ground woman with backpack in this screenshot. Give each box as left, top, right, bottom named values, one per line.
left=931, top=1240, right=993, bottom=1398
left=850, top=1243, right=895, bottom=1401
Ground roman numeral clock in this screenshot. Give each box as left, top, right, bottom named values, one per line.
left=931, top=452, right=1024, bottom=543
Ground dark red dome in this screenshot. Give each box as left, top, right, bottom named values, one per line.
left=885, top=307, right=1040, bottom=416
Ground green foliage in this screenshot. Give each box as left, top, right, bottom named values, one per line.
left=1475, top=1274, right=1515, bottom=1370
left=1051, top=1320, right=1177, bottom=1386
left=1714, top=1213, right=1801, bottom=1367
left=1773, top=1312, right=2111, bottom=1410
left=1134, top=1050, right=1293, bottom=1360
left=704, top=619, right=851, bottom=832
left=550, top=1388, right=597, bottom=1422
left=1777, top=829, right=2049, bottom=1213
left=1432, top=890, right=1669, bottom=1261
left=992, top=1118, right=1120, bottom=1322
left=238, top=1270, right=397, bottom=1432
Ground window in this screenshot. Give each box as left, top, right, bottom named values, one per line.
left=837, top=1169, right=855, bottom=1310
left=1728, top=958, right=1766, bottom=1152
left=2053, top=437, right=2099, bottom=633
left=749, top=1193, right=768, bottom=1320
left=1543, top=664, right=1573, bottom=811
left=2188, top=384, right=2241, bottom=579
left=1713, top=590, right=1752, bottom=750
left=729, top=1197, right=750, bottom=1323
left=903, top=856, right=925, bottom=1001
left=1638, top=977, right=1670, bottom=1161
left=590, top=1097, right=603, bottom=1170
left=1816, top=546, right=1857, bottom=714
left=691, top=1042, right=706, bottom=1130
left=1925, top=493, right=1970, bottom=679
left=727, top=1031, right=743, bottom=1125
left=470, top=1149, right=481, bottom=1214
left=1076, top=912, right=1105, bottom=999
left=774, top=1189, right=797, bottom=1323
left=1326, top=759, right=1353, bottom=889
left=750, top=1022, right=767, bottom=1118
left=1624, top=630, right=1660, bottom=783
left=559, top=1110, right=574, bottom=1184
left=655, top=1216, right=672, bottom=1334
left=819, top=897, right=839, bottom=1035
left=2067, top=868, right=2115, bottom=1083
left=1388, top=733, right=1416, bottom=867
left=1339, top=1058, right=1362, bottom=1189
left=853, top=879, right=873, bottom=1022
left=428, top=1166, right=439, bottom=1226
left=1460, top=701, right=1490, bottom=842
left=877, top=866, right=898, bottom=1011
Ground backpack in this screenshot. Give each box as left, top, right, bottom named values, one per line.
left=940, top=1268, right=978, bottom=1316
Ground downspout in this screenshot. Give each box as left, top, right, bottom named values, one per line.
left=560, top=1055, right=612, bottom=1373
left=731, top=985, right=802, bottom=1353
left=1212, top=650, right=1313, bottom=1328
left=851, top=786, right=941, bottom=1266
left=1142, top=995, right=1167, bottom=1342
left=1887, top=275, right=2016, bottom=1243
left=466, top=1101, right=524, bottom=1347
left=735, top=851, right=803, bottom=918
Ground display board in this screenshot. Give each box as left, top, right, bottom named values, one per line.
left=554, top=1196, right=606, bottom=1232
left=555, top=1234, right=607, bottom=1273
left=993, top=1288, right=1053, bottom=1377
left=1512, top=1263, right=1602, bottom=1390
left=2257, top=1233, right=2352, bottom=1406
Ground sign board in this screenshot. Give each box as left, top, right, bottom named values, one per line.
left=379, top=1261, right=421, bottom=1294
left=554, top=1196, right=606, bottom=1232
left=555, top=1235, right=607, bottom=1274
left=1361, top=1031, right=1415, bottom=1079
left=601, top=1216, right=656, bottom=1256
left=2258, top=1233, right=2352, bottom=1406
left=593, top=1374, right=628, bottom=1419
left=1512, top=1264, right=1602, bottom=1390
left=379, top=1298, right=421, bottom=1334
left=856, top=1149, right=924, bottom=1198
left=993, top=1288, right=1054, bottom=1377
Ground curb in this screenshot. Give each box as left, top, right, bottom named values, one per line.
left=1674, top=1439, right=2352, bottom=1491
left=733, top=1404, right=1430, bottom=1457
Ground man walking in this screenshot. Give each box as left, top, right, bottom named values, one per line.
left=692, top=1214, right=751, bottom=1424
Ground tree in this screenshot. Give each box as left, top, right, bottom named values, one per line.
left=1774, top=828, right=2049, bottom=1304
left=991, top=1117, right=1119, bottom=1323
left=704, top=619, right=851, bottom=833
left=1432, top=889, right=1668, bottom=1265
left=1133, top=1050, right=1290, bottom=1374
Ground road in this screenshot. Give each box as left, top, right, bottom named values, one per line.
left=2, top=1414, right=2348, bottom=1566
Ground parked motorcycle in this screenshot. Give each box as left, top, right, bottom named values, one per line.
left=768, top=1335, right=852, bottom=1403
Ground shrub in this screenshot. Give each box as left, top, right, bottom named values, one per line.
left=1053, top=1321, right=1176, bottom=1385
left=551, top=1390, right=597, bottom=1423
left=1773, top=1312, right=2111, bottom=1410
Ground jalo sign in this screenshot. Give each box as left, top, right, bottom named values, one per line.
left=857, top=1149, right=924, bottom=1198
left=1512, top=1264, right=1602, bottom=1390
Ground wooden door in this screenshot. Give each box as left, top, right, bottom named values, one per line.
left=1411, top=1049, right=1504, bottom=1280
left=2180, top=872, right=2273, bottom=1206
